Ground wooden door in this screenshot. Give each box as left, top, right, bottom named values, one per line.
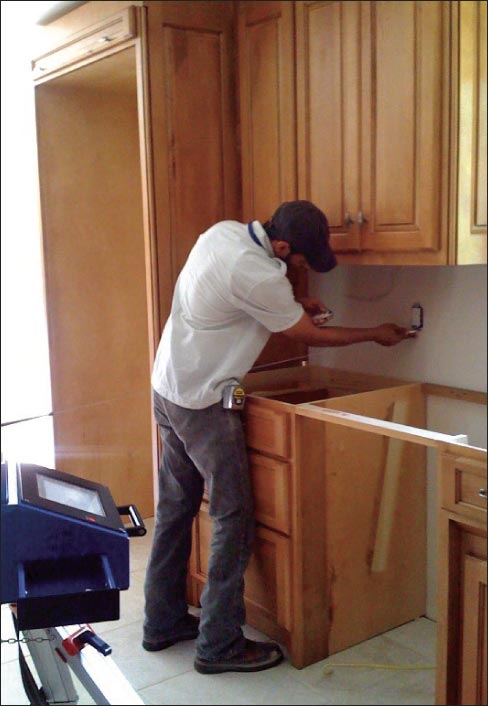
left=360, top=1, right=447, bottom=257
left=296, top=0, right=362, bottom=252
left=455, top=0, right=487, bottom=264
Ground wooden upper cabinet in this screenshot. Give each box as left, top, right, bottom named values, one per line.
left=238, top=0, right=297, bottom=222
left=296, top=1, right=449, bottom=263
left=455, top=0, right=487, bottom=264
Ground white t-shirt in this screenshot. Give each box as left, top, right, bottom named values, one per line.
left=151, top=220, right=304, bottom=409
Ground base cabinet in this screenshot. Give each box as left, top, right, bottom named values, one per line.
left=188, top=366, right=428, bottom=668
left=436, top=450, right=487, bottom=705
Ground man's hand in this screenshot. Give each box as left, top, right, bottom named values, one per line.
left=372, top=323, right=416, bottom=346
left=296, top=296, right=328, bottom=315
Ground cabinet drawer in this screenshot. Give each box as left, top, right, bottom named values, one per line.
left=245, top=399, right=291, bottom=458
left=441, top=455, right=487, bottom=523
left=192, top=503, right=292, bottom=630
left=249, top=452, right=290, bottom=534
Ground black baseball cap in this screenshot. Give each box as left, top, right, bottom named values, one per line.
left=270, top=200, right=337, bottom=272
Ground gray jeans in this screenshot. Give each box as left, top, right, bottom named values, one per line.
left=143, top=390, right=255, bottom=660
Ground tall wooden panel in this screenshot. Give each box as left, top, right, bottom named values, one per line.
left=145, top=0, right=241, bottom=328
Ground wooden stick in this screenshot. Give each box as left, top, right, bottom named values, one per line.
left=295, top=403, right=480, bottom=449
left=371, top=398, right=409, bottom=573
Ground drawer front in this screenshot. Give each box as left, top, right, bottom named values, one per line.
left=245, top=400, right=291, bottom=458
left=441, top=455, right=487, bottom=523
left=249, top=452, right=290, bottom=534
left=192, top=503, right=292, bottom=630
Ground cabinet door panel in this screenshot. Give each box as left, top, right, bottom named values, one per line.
left=249, top=452, right=291, bottom=534
left=297, top=0, right=361, bottom=251
left=192, top=503, right=292, bottom=630
left=245, top=526, right=292, bottom=630
left=462, top=555, right=487, bottom=705
left=361, top=1, right=445, bottom=253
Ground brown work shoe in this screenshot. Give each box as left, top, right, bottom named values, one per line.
left=142, top=613, right=200, bottom=652
left=194, top=638, right=284, bottom=674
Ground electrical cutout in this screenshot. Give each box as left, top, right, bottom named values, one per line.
left=410, top=303, right=424, bottom=331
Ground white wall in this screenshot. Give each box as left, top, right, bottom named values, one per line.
left=309, top=264, right=487, bottom=619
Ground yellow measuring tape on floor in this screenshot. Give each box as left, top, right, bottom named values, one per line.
left=323, top=662, right=435, bottom=676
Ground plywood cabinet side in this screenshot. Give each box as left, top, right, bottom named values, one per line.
left=305, top=383, right=427, bottom=657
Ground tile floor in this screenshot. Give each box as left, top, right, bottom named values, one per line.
left=1, top=518, right=436, bottom=705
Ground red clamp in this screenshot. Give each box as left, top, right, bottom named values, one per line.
left=61, top=625, right=94, bottom=656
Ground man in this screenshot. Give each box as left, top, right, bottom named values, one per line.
left=143, top=200, right=413, bottom=674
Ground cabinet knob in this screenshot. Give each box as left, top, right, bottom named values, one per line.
left=479, top=488, right=487, bottom=499
left=345, top=212, right=355, bottom=228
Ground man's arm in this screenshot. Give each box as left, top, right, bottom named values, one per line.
left=282, top=312, right=414, bottom=347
